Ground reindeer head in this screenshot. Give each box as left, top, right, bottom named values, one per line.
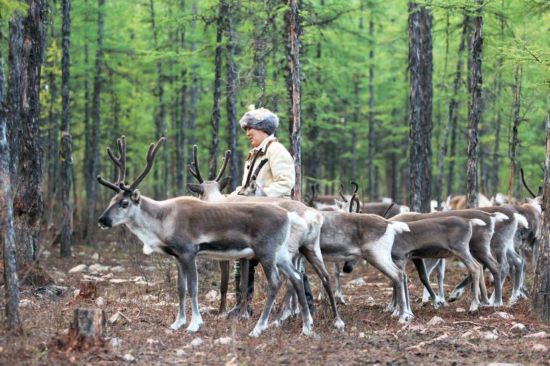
left=187, top=145, right=231, bottom=201
left=97, top=136, right=165, bottom=229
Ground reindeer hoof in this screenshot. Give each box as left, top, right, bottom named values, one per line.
left=448, top=288, right=465, bottom=302
left=186, top=320, right=203, bottom=333
left=334, top=318, right=345, bottom=331
left=398, top=313, right=413, bottom=324
left=249, top=327, right=264, bottom=338
left=302, top=323, right=314, bottom=337
left=170, top=317, right=186, bottom=330
left=433, top=297, right=446, bottom=309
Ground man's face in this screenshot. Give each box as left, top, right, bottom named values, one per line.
left=245, top=127, right=268, bottom=148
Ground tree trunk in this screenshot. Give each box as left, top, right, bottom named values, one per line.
left=83, top=21, right=91, bottom=239
left=7, top=13, right=22, bottom=185
left=225, top=0, right=239, bottom=192
left=66, top=308, right=106, bottom=351
left=287, top=0, right=302, bottom=200
left=491, top=14, right=504, bottom=195
left=408, top=2, right=433, bottom=213
left=59, top=0, right=73, bottom=257
left=208, top=2, right=224, bottom=181
left=0, top=22, right=22, bottom=333
left=367, top=14, right=375, bottom=200
left=186, top=0, right=198, bottom=185
left=14, top=0, right=47, bottom=268
left=46, top=25, right=59, bottom=222
left=508, top=64, right=522, bottom=197
left=175, top=0, right=187, bottom=195
left=86, top=0, right=105, bottom=245
left=466, top=0, right=483, bottom=209
left=253, top=0, right=270, bottom=108
left=532, top=84, right=550, bottom=322
left=436, top=15, right=469, bottom=207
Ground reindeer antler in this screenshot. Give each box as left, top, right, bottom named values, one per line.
left=520, top=168, right=537, bottom=198
left=97, top=135, right=128, bottom=192
left=188, top=145, right=204, bottom=183
left=215, top=150, right=231, bottom=182
left=339, top=183, right=348, bottom=202
left=126, top=137, right=166, bottom=191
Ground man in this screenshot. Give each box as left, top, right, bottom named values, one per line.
left=231, top=107, right=314, bottom=315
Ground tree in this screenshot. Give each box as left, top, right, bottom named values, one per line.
left=465, top=0, right=483, bottom=209
left=532, top=83, right=550, bottom=322
left=407, top=2, right=433, bottom=213
left=14, top=0, right=47, bottom=271
left=59, top=0, right=73, bottom=257
left=287, top=0, right=302, bottom=200
left=85, top=0, right=105, bottom=245
left=1, top=17, right=23, bottom=333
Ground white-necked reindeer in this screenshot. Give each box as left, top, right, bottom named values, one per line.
left=97, top=136, right=313, bottom=337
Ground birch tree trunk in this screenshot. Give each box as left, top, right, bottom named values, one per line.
left=408, top=2, right=433, bottom=213
left=466, top=0, right=484, bottom=209
left=60, top=0, right=73, bottom=257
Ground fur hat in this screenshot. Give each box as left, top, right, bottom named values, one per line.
left=239, top=108, right=279, bottom=135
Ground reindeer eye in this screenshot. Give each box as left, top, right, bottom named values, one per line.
left=121, top=200, right=129, bottom=209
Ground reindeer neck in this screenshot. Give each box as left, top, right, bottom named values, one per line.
left=126, top=196, right=166, bottom=239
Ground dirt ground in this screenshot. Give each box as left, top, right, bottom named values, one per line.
left=1, top=229, right=549, bottom=365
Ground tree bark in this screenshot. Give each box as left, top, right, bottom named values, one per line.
left=532, top=83, right=550, bottom=322
left=225, top=0, right=239, bottom=192
left=208, top=1, right=224, bottom=180
left=491, top=13, right=504, bottom=195
left=176, top=0, right=187, bottom=195
left=408, top=2, right=433, bottom=213
left=1, top=22, right=23, bottom=333
left=367, top=13, right=375, bottom=200
left=466, top=0, right=483, bottom=209
left=86, top=0, right=105, bottom=245
left=60, top=0, right=73, bottom=257
left=66, top=308, right=106, bottom=351
left=14, top=0, right=47, bottom=267
left=7, top=13, right=22, bottom=184
left=149, top=0, right=167, bottom=199
left=508, top=64, right=522, bottom=197
left=186, top=0, right=198, bottom=185
left=287, top=0, right=302, bottom=201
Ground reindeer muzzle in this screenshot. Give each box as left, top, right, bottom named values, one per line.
left=98, top=216, right=112, bottom=229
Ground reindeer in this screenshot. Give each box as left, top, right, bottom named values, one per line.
left=97, top=136, right=314, bottom=337
left=392, top=209, right=508, bottom=307
left=187, top=146, right=345, bottom=330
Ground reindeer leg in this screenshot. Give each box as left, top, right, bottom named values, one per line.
left=421, top=258, right=440, bottom=304
left=219, top=260, right=229, bottom=315
left=301, top=246, right=345, bottom=331
left=436, top=259, right=446, bottom=300
left=181, top=256, right=203, bottom=333
left=334, top=263, right=346, bottom=304
left=170, top=263, right=187, bottom=330
left=249, top=262, right=281, bottom=337
left=448, top=274, right=472, bottom=302
left=507, top=249, right=526, bottom=304
left=412, top=259, right=445, bottom=309
left=238, top=259, right=251, bottom=320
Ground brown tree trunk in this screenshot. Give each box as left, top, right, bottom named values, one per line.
left=14, top=0, right=47, bottom=268
left=208, top=1, right=224, bottom=180
left=367, top=13, right=375, bottom=200
left=225, top=0, right=239, bottom=192
left=1, top=21, right=23, bottom=333
left=466, top=0, right=483, bottom=209
left=408, top=2, right=433, bottom=213
left=491, top=13, right=504, bottom=195
left=287, top=0, right=302, bottom=200
left=176, top=0, right=187, bottom=195
left=60, top=0, right=73, bottom=257
left=186, top=0, right=198, bottom=185
left=86, top=0, right=105, bottom=245
left=7, top=13, right=22, bottom=188
left=66, top=308, right=106, bottom=351
left=532, top=84, right=550, bottom=322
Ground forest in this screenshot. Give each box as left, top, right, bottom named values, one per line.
left=1, top=0, right=550, bottom=364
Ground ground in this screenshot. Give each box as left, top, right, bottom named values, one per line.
left=1, top=228, right=549, bottom=365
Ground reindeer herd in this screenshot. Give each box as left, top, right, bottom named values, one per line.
left=96, top=137, right=543, bottom=338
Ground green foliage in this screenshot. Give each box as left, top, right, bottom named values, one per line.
left=33, top=0, right=549, bottom=205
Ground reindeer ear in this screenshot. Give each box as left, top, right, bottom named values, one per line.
left=218, top=177, right=231, bottom=192
left=188, top=183, right=204, bottom=195
left=131, top=189, right=141, bottom=203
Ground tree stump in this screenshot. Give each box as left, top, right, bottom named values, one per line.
left=66, top=308, right=106, bottom=350
left=78, top=280, right=98, bottom=299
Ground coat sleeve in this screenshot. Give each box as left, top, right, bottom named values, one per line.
left=261, top=142, right=295, bottom=197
